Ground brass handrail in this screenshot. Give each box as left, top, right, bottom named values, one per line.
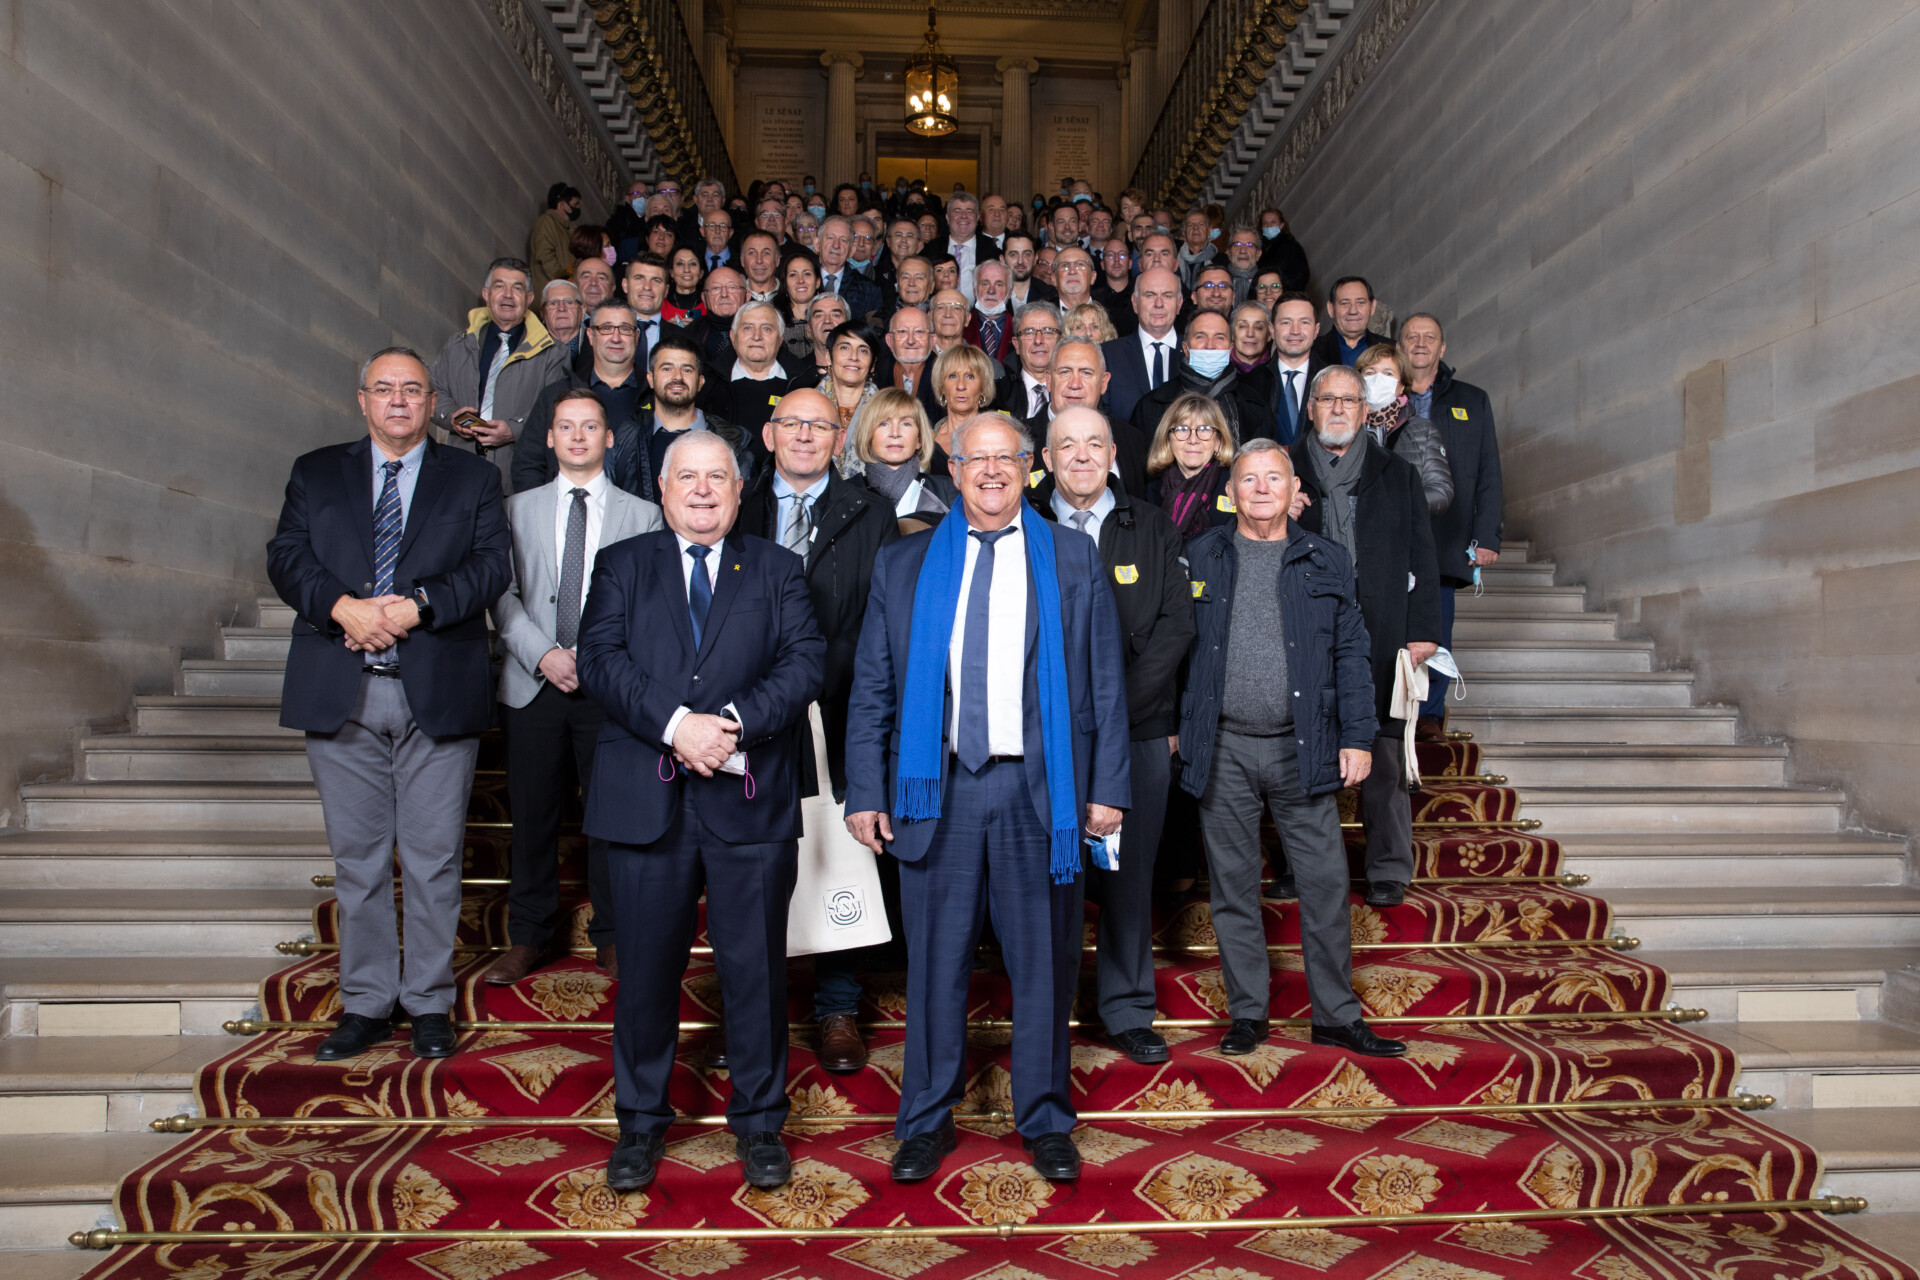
left=71, top=1196, right=1871, bottom=1249
left=152, top=1093, right=1773, bottom=1132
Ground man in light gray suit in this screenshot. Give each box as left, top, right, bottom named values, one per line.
left=489, top=387, right=663, bottom=984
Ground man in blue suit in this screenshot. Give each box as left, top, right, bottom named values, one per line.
left=576, top=431, right=825, bottom=1196
left=845, top=413, right=1132, bottom=1187
left=1099, top=267, right=1185, bottom=422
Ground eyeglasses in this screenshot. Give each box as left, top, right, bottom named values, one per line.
left=769, top=417, right=839, bottom=436
left=1313, top=394, right=1364, bottom=408
left=591, top=323, right=638, bottom=337
left=1017, top=326, right=1062, bottom=340
left=1169, top=423, right=1216, bottom=439
left=657, top=186, right=681, bottom=197
left=1196, top=282, right=1233, bottom=293
left=362, top=382, right=428, bottom=400
left=952, top=451, right=1031, bottom=470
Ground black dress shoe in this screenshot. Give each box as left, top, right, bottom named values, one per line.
left=737, top=1131, right=792, bottom=1188
left=1024, top=1130, right=1081, bottom=1181
left=1108, top=1026, right=1170, bottom=1065
left=314, top=1013, right=392, bottom=1061
left=408, top=1012, right=458, bottom=1058
left=1219, top=1018, right=1270, bottom=1056
left=1262, top=874, right=1298, bottom=900
left=1312, top=1019, right=1408, bottom=1057
left=607, top=1131, right=666, bottom=1192
left=702, top=1027, right=728, bottom=1071
left=1365, top=880, right=1408, bottom=908
left=890, top=1117, right=957, bottom=1183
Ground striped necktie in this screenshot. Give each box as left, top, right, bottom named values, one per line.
left=372, top=460, right=404, bottom=596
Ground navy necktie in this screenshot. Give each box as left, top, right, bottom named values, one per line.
left=1150, top=341, right=1167, bottom=389
left=1280, top=369, right=1299, bottom=436
left=372, top=460, right=404, bottom=595
left=957, top=527, right=1014, bottom=773
left=686, top=543, right=713, bottom=649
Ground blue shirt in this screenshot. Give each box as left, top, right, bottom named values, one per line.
left=366, top=438, right=427, bottom=664
left=772, top=470, right=831, bottom=549
left=1409, top=385, right=1434, bottom=419
left=1337, top=333, right=1369, bottom=366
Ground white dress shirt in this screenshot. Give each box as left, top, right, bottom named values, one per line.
left=1050, top=485, right=1115, bottom=546
left=662, top=534, right=744, bottom=760
left=1021, top=371, right=1048, bottom=419
left=948, top=519, right=1028, bottom=756
left=1137, top=325, right=1176, bottom=389
left=731, top=359, right=784, bottom=382
left=551, top=471, right=609, bottom=639
left=952, top=234, right=980, bottom=301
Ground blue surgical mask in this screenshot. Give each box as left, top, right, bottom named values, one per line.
left=861, top=179, right=873, bottom=189
left=804, top=183, right=815, bottom=194
left=631, top=198, right=646, bottom=215
left=1262, top=226, right=1281, bottom=240
left=1072, top=192, right=1091, bottom=204
left=849, top=256, right=871, bottom=270
left=1186, top=348, right=1231, bottom=378
left=809, top=204, right=827, bottom=219
left=1208, top=227, right=1221, bottom=241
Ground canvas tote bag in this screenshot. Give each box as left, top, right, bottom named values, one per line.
left=786, top=703, right=893, bottom=957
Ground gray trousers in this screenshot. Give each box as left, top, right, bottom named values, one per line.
left=1359, top=732, right=1415, bottom=885
left=305, top=674, right=480, bottom=1018
left=1198, top=730, right=1361, bottom=1027
left=1092, top=737, right=1172, bottom=1032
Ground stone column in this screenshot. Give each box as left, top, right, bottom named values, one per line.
left=820, top=51, right=864, bottom=185
left=995, top=56, right=1038, bottom=202
left=1156, top=0, right=1189, bottom=108
left=705, top=30, right=734, bottom=156
left=1128, top=42, right=1157, bottom=175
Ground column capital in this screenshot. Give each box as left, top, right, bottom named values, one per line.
left=994, top=55, right=1039, bottom=82
left=1115, top=61, right=1130, bottom=86
left=820, top=50, right=865, bottom=74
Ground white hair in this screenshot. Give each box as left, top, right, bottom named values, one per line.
left=660, top=429, right=739, bottom=481
left=731, top=301, right=786, bottom=343
left=953, top=411, right=1033, bottom=462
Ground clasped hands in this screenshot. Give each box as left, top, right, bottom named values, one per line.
left=671, top=713, right=739, bottom=777
left=333, top=594, right=420, bottom=652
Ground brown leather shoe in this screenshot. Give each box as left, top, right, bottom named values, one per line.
left=817, top=1014, right=867, bottom=1072
left=595, top=945, right=617, bottom=979
left=484, top=944, right=546, bottom=986
left=702, top=1026, right=728, bottom=1071
left=1414, top=715, right=1446, bottom=743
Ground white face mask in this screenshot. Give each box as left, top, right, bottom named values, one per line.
left=1363, top=371, right=1399, bottom=411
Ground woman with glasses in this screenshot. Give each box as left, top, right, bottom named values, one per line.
left=1145, top=393, right=1238, bottom=544
left=791, top=210, right=821, bottom=251
left=845, top=387, right=956, bottom=534
left=818, top=319, right=883, bottom=430
left=662, top=247, right=706, bottom=326
left=1064, top=301, right=1118, bottom=345
left=928, top=343, right=996, bottom=468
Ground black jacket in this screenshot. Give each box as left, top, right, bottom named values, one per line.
left=1307, top=328, right=1387, bottom=391
left=1033, top=476, right=1195, bottom=739
left=268, top=437, right=511, bottom=738
left=1289, top=436, right=1441, bottom=724
left=1179, top=522, right=1377, bottom=799
left=1422, top=362, right=1503, bottom=584
left=1258, top=230, right=1310, bottom=292
left=734, top=467, right=899, bottom=792
left=511, top=366, right=648, bottom=495
left=610, top=409, right=754, bottom=505
left=1129, top=364, right=1279, bottom=446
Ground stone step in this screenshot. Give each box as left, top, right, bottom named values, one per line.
left=1446, top=704, right=1739, bottom=744
left=1451, top=639, right=1653, bottom=673
left=1765, top=1107, right=1920, bottom=1212
left=176, top=659, right=283, bottom=698
left=1560, top=832, right=1909, bottom=888
left=0, top=1133, right=182, bottom=1251
left=78, top=735, right=311, bottom=782
left=0, top=830, right=334, bottom=890
left=0, top=1250, right=101, bottom=1278
left=1481, top=743, right=1789, bottom=788
left=1644, top=947, right=1920, bottom=1023
left=131, top=696, right=293, bottom=736
left=1452, top=669, right=1695, bottom=708
left=1453, top=584, right=1589, bottom=613
left=218, top=626, right=290, bottom=661
left=256, top=598, right=296, bottom=630
left=0, top=1034, right=233, bottom=1134
left=1608, top=886, right=1920, bottom=950
left=1498, top=540, right=1534, bottom=563
left=1450, top=611, right=1621, bottom=642
left=1708, top=1021, right=1920, bottom=1112
left=0, top=890, right=324, bottom=957
left=1844, top=1212, right=1920, bottom=1270
left=20, top=781, right=323, bottom=831
left=1519, top=784, right=1844, bottom=834
left=0, top=958, right=280, bottom=1036
left=1474, top=559, right=1557, bottom=585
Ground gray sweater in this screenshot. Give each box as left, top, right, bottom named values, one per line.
left=1220, top=532, right=1293, bottom=735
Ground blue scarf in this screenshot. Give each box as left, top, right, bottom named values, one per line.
left=895, top=500, right=1080, bottom=884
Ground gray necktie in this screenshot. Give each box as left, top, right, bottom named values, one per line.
left=783, top=493, right=812, bottom=558
left=1071, top=510, right=1093, bottom=539
left=479, top=333, right=512, bottom=419
left=554, top=487, right=589, bottom=649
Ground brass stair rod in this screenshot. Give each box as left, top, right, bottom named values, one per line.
left=275, top=935, right=1638, bottom=957
left=70, top=1194, right=1870, bottom=1249
left=224, top=1008, right=1707, bottom=1035
left=151, top=1092, right=1774, bottom=1133
left=312, top=870, right=1585, bottom=890
left=462, top=818, right=1545, bottom=832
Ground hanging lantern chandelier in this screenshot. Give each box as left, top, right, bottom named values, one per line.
left=903, top=4, right=959, bottom=137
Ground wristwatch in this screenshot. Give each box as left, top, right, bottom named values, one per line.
left=412, top=586, right=435, bottom=628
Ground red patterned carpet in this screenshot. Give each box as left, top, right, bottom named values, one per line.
left=77, top=744, right=1915, bottom=1279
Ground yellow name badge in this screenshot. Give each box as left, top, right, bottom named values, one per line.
left=1217, top=494, right=1237, bottom=513
left=769, top=394, right=782, bottom=406
left=1452, top=407, right=1469, bottom=419
left=1028, top=470, right=1046, bottom=488
left=1114, top=564, right=1139, bottom=585
left=1191, top=580, right=1206, bottom=598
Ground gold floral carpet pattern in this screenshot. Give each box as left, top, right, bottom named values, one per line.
left=79, top=744, right=1916, bottom=1279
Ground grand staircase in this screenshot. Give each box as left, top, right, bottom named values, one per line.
left=0, top=542, right=1916, bottom=1275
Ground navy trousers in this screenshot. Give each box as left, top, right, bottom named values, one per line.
left=896, top=759, right=1084, bottom=1140
left=608, top=790, right=797, bottom=1138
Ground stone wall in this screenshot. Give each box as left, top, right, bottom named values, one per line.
left=1267, top=0, right=1920, bottom=837
left=0, top=0, right=608, bottom=814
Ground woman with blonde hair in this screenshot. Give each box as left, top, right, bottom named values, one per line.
left=847, top=388, right=956, bottom=533
left=1145, top=393, right=1237, bottom=543
left=928, top=343, right=996, bottom=465
left=1064, top=301, right=1118, bottom=344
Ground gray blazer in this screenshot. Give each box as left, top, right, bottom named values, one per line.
left=494, top=476, right=664, bottom=708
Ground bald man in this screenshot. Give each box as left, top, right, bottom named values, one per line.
left=1100, top=267, right=1183, bottom=421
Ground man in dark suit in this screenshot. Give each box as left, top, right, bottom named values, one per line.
left=1099, top=267, right=1183, bottom=422
left=962, top=260, right=1017, bottom=363
left=1308, top=275, right=1388, bottom=372
left=266, top=347, right=512, bottom=1062
left=845, top=413, right=1132, bottom=1187
left=817, top=216, right=885, bottom=320
left=1002, top=232, right=1058, bottom=310
left=577, top=430, right=825, bottom=1195
left=926, top=192, right=999, bottom=300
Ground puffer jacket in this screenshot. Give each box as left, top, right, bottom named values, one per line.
left=1376, top=406, right=1454, bottom=514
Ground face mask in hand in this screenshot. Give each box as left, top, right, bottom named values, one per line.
left=1363, top=372, right=1400, bottom=411
left=1186, top=348, right=1230, bottom=378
